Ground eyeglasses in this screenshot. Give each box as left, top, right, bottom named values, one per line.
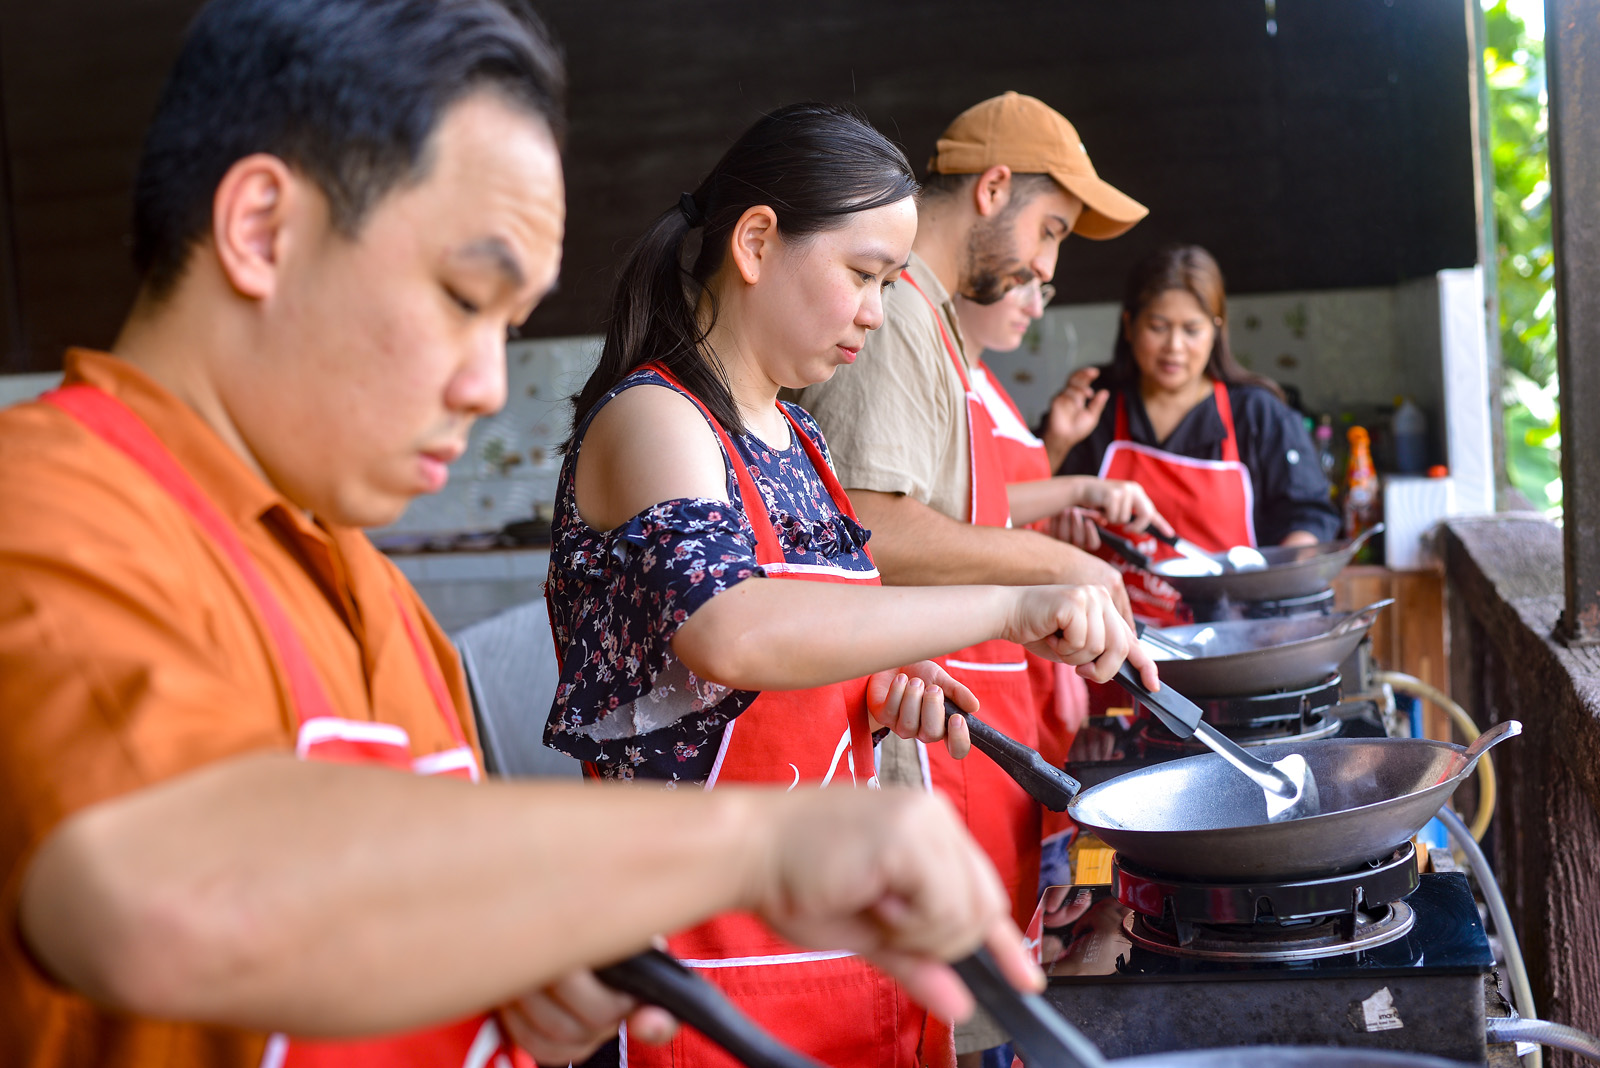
left=1004, top=279, right=1056, bottom=307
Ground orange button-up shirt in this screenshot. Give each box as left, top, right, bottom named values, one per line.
left=0, top=349, right=479, bottom=1065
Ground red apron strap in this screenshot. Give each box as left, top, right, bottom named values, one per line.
left=640, top=362, right=785, bottom=566
left=901, top=270, right=973, bottom=391
left=41, top=384, right=338, bottom=727
left=389, top=587, right=469, bottom=749
left=1113, top=392, right=1130, bottom=441
left=1213, top=380, right=1241, bottom=464
left=776, top=408, right=858, bottom=516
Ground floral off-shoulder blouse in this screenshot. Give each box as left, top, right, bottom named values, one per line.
left=542, top=368, right=876, bottom=785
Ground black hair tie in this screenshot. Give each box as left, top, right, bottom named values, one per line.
left=678, top=192, right=705, bottom=228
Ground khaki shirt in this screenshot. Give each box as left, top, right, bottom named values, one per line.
left=0, top=350, right=476, bottom=1067
left=794, top=251, right=975, bottom=522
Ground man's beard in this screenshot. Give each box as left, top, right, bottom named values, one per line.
left=958, top=212, right=1033, bottom=305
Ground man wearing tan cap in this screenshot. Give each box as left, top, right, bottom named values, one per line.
left=795, top=91, right=1149, bottom=1067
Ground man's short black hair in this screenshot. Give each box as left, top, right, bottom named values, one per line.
left=131, top=0, right=565, bottom=299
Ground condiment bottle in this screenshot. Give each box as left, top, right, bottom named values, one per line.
left=1391, top=396, right=1428, bottom=474
left=1344, top=425, right=1380, bottom=559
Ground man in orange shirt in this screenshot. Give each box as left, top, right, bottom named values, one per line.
left=0, top=1, right=1037, bottom=1065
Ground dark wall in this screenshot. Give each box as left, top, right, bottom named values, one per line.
left=0, top=0, right=1479, bottom=370
left=0, top=0, right=198, bottom=372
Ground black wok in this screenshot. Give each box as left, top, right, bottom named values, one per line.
left=1103, top=525, right=1384, bottom=604
left=1142, top=599, right=1392, bottom=697
left=1069, top=721, right=1521, bottom=881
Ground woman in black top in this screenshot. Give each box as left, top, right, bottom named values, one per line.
left=1048, top=244, right=1339, bottom=548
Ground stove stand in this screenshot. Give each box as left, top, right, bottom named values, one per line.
left=1184, top=586, right=1338, bottom=622
left=1113, top=844, right=1422, bottom=959
left=1045, top=873, right=1495, bottom=1064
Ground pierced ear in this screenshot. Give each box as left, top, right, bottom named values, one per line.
left=973, top=165, right=1014, bottom=218
left=211, top=153, right=297, bottom=301
left=728, top=205, right=779, bottom=285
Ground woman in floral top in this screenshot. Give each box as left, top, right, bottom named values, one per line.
left=541, top=104, right=1157, bottom=1068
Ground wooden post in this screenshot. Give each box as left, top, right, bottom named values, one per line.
left=1546, top=0, right=1600, bottom=645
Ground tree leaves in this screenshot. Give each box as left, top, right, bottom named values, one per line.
left=1485, top=0, right=1560, bottom=513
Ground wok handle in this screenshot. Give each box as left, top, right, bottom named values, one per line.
left=1113, top=662, right=1202, bottom=738
left=596, top=949, right=826, bottom=1068
left=951, top=948, right=1110, bottom=1068
left=1092, top=524, right=1151, bottom=570
left=1329, top=597, right=1396, bottom=637
left=1458, top=718, right=1522, bottom=767
left=1344, top=521, right=1386, bottom=555
left=962, top=712, right=1081, bottom=811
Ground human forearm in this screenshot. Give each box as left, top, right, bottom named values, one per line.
left=1042, top=432, right=1073, bottom=475
left=851, top=489, right=1121, bottom=589
left=672, top=577, right=1016, bottom=691
left=1006, top=476, right=1098, bottom=526
left=21, top=755, right=782, bottom=1034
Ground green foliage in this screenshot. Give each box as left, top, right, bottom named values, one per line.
left=1484, top=0, right=1561, bottom=513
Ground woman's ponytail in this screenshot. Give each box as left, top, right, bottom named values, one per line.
left=566, top=102, right=917, bottom=449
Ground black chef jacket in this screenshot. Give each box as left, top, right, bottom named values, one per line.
left=1057, top=380, right=1342, bottom=546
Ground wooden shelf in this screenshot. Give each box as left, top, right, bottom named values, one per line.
left=1333, top=565, right=1450, bottom=739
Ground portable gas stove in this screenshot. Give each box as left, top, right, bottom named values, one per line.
left=1072, top=671, right=1389, bottom=788
left=1183, top=585, right=1337, bottom=623
left=1043, top=843, right=1495, bottom=1062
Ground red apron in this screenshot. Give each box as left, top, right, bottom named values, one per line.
left=1092, top=380, right=1256, bottom=627
left=621, top=364, right=951, bottom=1068
left=968, top=363, right=1087, bottom=901
left=41, top=385, right=519, bottom=1068
left=901, top=274, right=1041, bottom=931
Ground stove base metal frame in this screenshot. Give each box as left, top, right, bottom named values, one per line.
left=1044, top=971, right=1488, bottom=1064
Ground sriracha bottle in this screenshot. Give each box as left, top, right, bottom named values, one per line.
left=1343, top=425, right=1379, bottom=560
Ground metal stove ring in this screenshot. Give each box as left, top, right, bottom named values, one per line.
left=1121, top=900, right=1416, bottom=962
left=1132, top=712, right=1342, bottom=754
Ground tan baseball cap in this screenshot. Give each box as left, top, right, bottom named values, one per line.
left=929, top=91, right=1148, bottom=241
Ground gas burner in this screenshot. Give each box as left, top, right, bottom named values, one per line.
left=1122, top=901, right=1415, bottom=961
left=1135, top=673, right=1342, bottom=733
left=1132, top=712, right=1341, bottom=755
left=1110, top=844, right=1421, bottom=962
left=1184, top=586, right=1337, bottom=623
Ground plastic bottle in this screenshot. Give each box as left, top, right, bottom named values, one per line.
left=1314, top=415, right=1339, bottom=496
left=1344, top=425, right=1380, bottom=559
left=1391, top=396, right=1427, bottom=475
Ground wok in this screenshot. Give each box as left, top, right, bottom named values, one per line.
left=1104, top=525, right=1384, bottom=604
left=1069, top=720, right=1520, bottom=881
left=1141, top=599, right=1392, bottom=698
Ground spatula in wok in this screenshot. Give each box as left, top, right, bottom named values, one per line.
left=1114, top=663, right=1321, bottom=822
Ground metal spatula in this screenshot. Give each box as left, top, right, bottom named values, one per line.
left=1114, top=664, right=1321, bottom=822
left=1135, top=622, right=1197, bottom=660
left=952, top=947, right=1110, bottom=1068
left=1146, top=528, right=1225, bottom=576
